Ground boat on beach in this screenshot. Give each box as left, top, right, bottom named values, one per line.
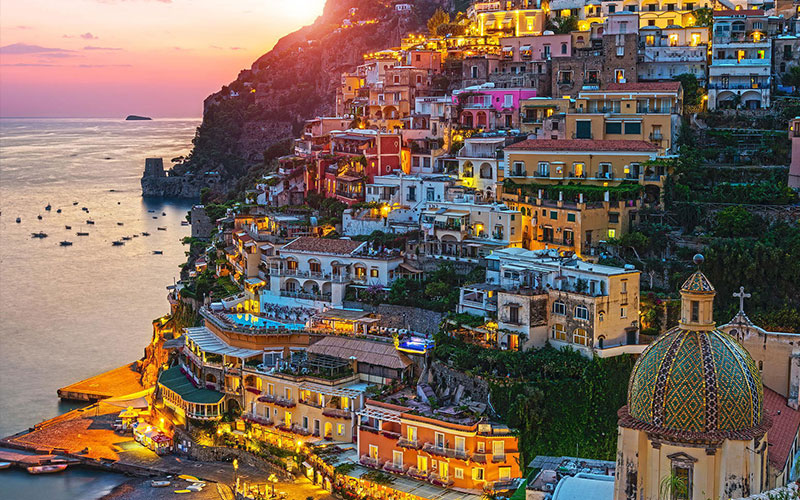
left=153, top=250, right=163, bottom=255
left=65, top=225, right=72, bottom=230
left=150, top=480, right=171, bottom=487
left=37, top=215, right=43, bottom=220
left=26, top=464, right=68, bottom=474
left=141, top=232, right=150, bottom=236
left=157, top=227, right=167, bottom=231
left=122, top=236, right=132, bottom=241
left=117, top=222, right=124, bottom=226
left=0, top=462, right=10, bottom=469
left=56, top=208, right=62, bottom=213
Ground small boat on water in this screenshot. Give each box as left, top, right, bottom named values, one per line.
left=150, top=480, right=171, bottom=488
left=157, top=227, right=167, bottom=231
left=117, top=222, right=124, bottom=226
left=45, top=204, right=52, bottom=211
left=142, top=232, right=150, bottom=236
left=37, top=215, right=43, bottom=220
left=82, top=207, right=89, bottom=212
left=60, top=241, right=73, bottom=246
left=65, top=225, right=72, bottom=230
left=0, top=462, right=10, bottom=469
left=31, top=232, right=48, bottom=238
left=133, top=234, right=139, bottom=238
left=76, top=232, right=89, bottom=236
left=122, top=236, right=132, bottom=241
left=27, top=464, right=68, bottom=474
left=56, top=209, right=62, bottom=214
left=112, top=240, right=124, bottom=246
left=73, top=201, right=79, bottom=206
left=147, top=210, right=155, bottom=213
left=86, top=220, right=95, bottom=225
left=153, top=250, right=163, bottom=255
left=16, top=217, right=21, bottom=223
left=161, top=212, right=166, bottom=216
left=181, top=221, right=190, bottom=226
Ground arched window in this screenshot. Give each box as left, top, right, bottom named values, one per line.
left=598, top=311, right=605, bottom=322
left=552, top=323, right=567, bottom=341
left=573, top=328, right=590, bottom=346
left=286, top=258, right=298, bottom=271
left=552, top=301, right=566, bottom=315
left=308, top=258, right=321, bottom=274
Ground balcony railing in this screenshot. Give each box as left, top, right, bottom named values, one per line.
left=397, top=437, right=421, bottom=449
left=242, top=412, right=273, bottom=426
left=422, top=442, right=470, bottom=461
left=279, top=290, right=332, bottom=302
left=407, top=466, right=428, bottom=479
left=257, top=394, right=296, bottom=408
left=322, top=407, right=351, bottom=419
left=492, top=452, right=507, bottom=462
left=429, top=472, right=454, bottom=487
left=360, top=455, right=381, bottom=468
left=383, top=462, right=407, bottom=474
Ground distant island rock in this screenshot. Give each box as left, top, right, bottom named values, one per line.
left=125, top=115, right=152, bottom=121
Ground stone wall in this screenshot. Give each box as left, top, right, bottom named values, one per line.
left=190, top=206, right=214, bottom=240
left=429, top=360, right=490, bottom=405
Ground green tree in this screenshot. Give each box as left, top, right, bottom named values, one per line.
left=712, top=205, right=760, bottom=238
left=782, top=65, right=800, bottom=91
left=546, top=16, right=578, bottom=34
left=427, top=8, right=450, bottom=34
left=693, top=7, right=712, bottom=27
left=674, top=73, right=703, bottom=107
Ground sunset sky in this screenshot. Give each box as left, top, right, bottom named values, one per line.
left=0, top=0, right=326, bottom=118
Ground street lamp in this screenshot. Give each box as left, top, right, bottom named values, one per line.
left=268, top=473, right=278, bottom=498
left=233, top=458, right=239, bottom=495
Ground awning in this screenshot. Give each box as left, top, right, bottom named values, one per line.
left=314, top=308, right=371, bottom=321
left=158, top=365, right=224, bottom=405
left=184, top=327, right=263, bottom=358
left=520, top=45, right=531, bottom=51
left=502, top=46, right=513, bottom=52
left=434, top=215, right=448, bottom=223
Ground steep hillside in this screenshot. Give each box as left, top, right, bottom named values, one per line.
left=144, top=0, right=450, bottom=197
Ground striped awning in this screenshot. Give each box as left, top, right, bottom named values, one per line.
left=184, top=327, right=262, bottom=358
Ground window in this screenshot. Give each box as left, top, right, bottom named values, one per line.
left=303, top=416, right=309, bottom=429
left=455, top=436, right=466, bottom=452
left=435, top=432, right=445, bottom=448
left=508, top=305, right=520, bottom=325
left=561, top=42, right=567, bottom=54
left=285, top=411, right=292, bottom=426
left=439, top=461, right=449, bottom=479
left=567, top=213, right=576, bottom=222
left=370, top=268, right=379, bottom=278
left=426, top=187, right=435, bottom=201
left=605, top=122, right=622, bottom=134
left=576, top=120, right=591, bottom=139
left=285, top=388, right=292, bottom=400
left=477, top=441, right=486, bottom=453
left=573, top=162, right=584, bottom=177
left=691, top=300, right=699, bottom=322
left=550, top=210, right=558, bottom=220
left=512, top=161, right=525, bottom=176
left=621, top=279, right=627, bottom=293
left=624, top=122, right=641, bottom=135
left=369, top=444, right=379, bottom=459
left=620, top=306, right=627, bottom=318
left=503, top=94, right=513, bottom=107
left=473, top=468, right=485, bottom=480
left=471, top=66, right=478, bottom=79
left=455, top=468, right=464, bottom=479
left=499, top=467, right=511, bottom=480
left=552, top=323, right=567, bottom=341
left=537, top=162, right=550, bottom=176
left=608, top=228, right=616, bottom=238
left=608, top=4, right=616, bottom=12
left=417, top=455, right=428, bottom=471
left=573, top=328, right=590, bottom=346
left=407, top=186, right=416, bottom=202
left=599, top=311, right=604, bottom=322
left=559, top=70, right=573, bottom=84
left=393, top=450, right=403, bottom=466
left=553, top=301, right=566, bottom=315
left=575, top=306, right=589, bottom=321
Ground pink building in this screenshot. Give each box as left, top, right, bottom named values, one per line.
left=453, top=85, right=537, bottom=129
left=500, top=33, right=573, bottom=62
left=790, top=118, right=800, bottom=190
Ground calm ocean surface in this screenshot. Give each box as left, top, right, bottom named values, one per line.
left=0, top=118, right=200, bottom=499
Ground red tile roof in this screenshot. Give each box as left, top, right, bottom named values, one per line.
left=604, top=82, right=682, bottom=92
left=281, top=236, right=365, bottom=255
left=505, top=139, right=659, bottom=152
left=764, top=386, right=800, bottom=469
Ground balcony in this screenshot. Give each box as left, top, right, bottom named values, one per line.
left=492, top=452, right=507, bottom=462
left=322, top=407, right=351, bottom=419
left=712, top=58, right=771, bottom=67
left=461, top=102, right=493, bottom=109
left=360, top=455, right=381, bottom=468
left=280, top=290, right=332, bottom=302
left=299, top=399, right=323, bottom=409
left=242, top=412, right=273, bottom=426
left=397, top=437, right=421, bottom=449
left=708, top=82, right=769, bottom=90
left=422, top=442, right=470, bottom=461
left=407, top=466, right=428, bottom=480
left=257, top=394, right=296, bottom=408
left=383, top=462, right=407, bottom=474
left=429, top=472, right=454, bottom=487
left=649, top=132, right=663, bottom=141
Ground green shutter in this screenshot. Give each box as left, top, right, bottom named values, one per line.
left=576, top=121, right=592, bottom=139
left=624, top=122, right=641, bottom=135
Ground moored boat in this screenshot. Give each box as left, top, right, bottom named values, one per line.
left=65, top=225, right=72, bottom=230
left=112, top=240, right=124, bottom=246
left=153, top=250, right=163, bottom=255
left=31, top=232, right=48, bottom=238
left=56, top=208, right=62, bottom=213
left=142, top=232, right=150, bottom=236
left=0, top=461, right=10, bottom=469
left=157, top=227, right=167, bottom=231
left=27, top=464, right=68, bottom=474
left=86, top=220, right=95, bottom=224
left=150, top=480, right=171, bottom=487
left=37, top=215, right=43, bottom=220
left=45, top=204, right=51, bottom=211
left=76, top=232, right=89, bottom=236
left=60, top=241, right=73, bottom=246
left=16, top=217, right=21, bottom=223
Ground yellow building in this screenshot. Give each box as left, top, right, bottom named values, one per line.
left=614, top=261, right=771, bottom=499
left=502, top=189, right=641, bottom=258
left=467, top=1, right=546, bottom=37
left=567, top=82, right=683, bottom=154
left=503, top=138, right=664, bottom=203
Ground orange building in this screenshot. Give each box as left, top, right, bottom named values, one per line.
left=357, top=399, right=521, bottom=493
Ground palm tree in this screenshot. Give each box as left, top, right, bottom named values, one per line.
left=659, top=472, right=688, bottom=499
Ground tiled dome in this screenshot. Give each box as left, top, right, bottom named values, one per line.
left=681, top=270, right=716, bottom=294
left=626, top=327, right=764, bottom=437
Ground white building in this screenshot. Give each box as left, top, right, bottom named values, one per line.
left=638, top=25, right=709, bottom=84
left=260, top=237, right=403, bottom=309
left=457, top=137, right=506, bottom=200
left=708, top=11, right=773, bottom=110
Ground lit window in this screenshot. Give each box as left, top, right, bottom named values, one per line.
left=552, top=323, right=567, bottom=341
left=620, top=306, right=627, bottom=318
left=472, top=468, right=485, bottom=480
left=573, top=328, right=590, bottom=346
left=608, top=229, right=616, bottom=238
left=455, top=468, right=464, bottom=479
left=370, top=268, right=379, bottom=278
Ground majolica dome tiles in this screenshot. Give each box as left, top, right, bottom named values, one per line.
left=627, top=327, right=763, bottom=436
left=681, top=271, right=716, bottom=294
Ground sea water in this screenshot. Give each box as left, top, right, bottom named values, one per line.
left=0, top=118, right=200, bottom=499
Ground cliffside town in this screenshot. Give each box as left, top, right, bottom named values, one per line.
left=133, top=0, right=800, bottom=499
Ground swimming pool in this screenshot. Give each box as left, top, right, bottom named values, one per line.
left=226, top=313, right=304, bottom=330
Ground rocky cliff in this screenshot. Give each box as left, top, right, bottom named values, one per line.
left=143, top=0, right=450, bottom=197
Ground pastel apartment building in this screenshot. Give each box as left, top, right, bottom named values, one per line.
left=357, top=399, right=522, bottom=493
left=452, top=84, right=538, bottom=129
left=459, top=248, right=642, bottom=355
left=567, top=82, right=684, bottom=154
left=457, top=136, right=507, bottom=199
left=467, top=0, right=546, bottom=37
left=519, top=97, right=573, bottom=139
left=638, top=25, right=710, bottom=84
left=503, top=139, right=663, bottom=201
left=260, top=237, right=404, bottom=308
